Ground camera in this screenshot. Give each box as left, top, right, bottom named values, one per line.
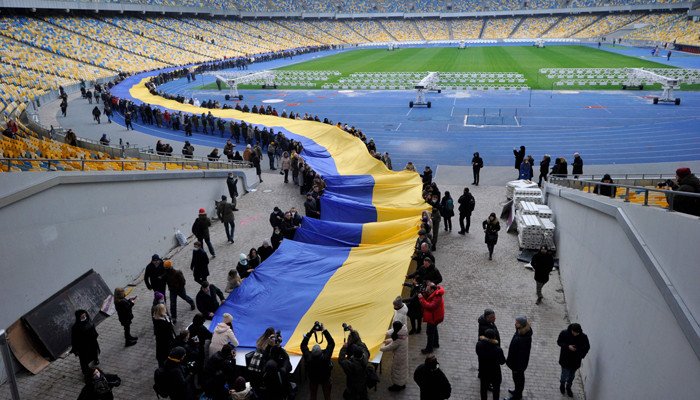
left=657, top=179, right=673, bottom=188
left=313, top=321, right=324, bottom=332
left=342, top=323, right=351, bottom=332
left=183, top=360, right=198, bottom=374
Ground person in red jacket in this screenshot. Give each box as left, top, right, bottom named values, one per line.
left=418, top=282, right=445, bottom=354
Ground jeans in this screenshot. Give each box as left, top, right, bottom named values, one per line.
left=480, top=377, right=499, bottom=400
left=197, top=235, right=216, bottom=256
left=487, top=243, right=495, bottom=258
left=536, top=281, right=546, bottom=299
left=473, top=166, right=481, bottom=184
left=511, top=370, right=525, bottom=399
left=560, top=368, right=576, bottom=385
left=425, top=323, right=439, bottom=351
left=443, top=217, right=452, bottom=231
left=169, top=288, right=194, bottom=320
left=459, top=213, right=471, bottom=233
left=409, top=315, right=422, bottom=332
left=223, top=220, right=235, bottom=242
left=284, top=169, right=289, bottom=183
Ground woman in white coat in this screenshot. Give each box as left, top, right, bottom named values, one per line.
left=393, top=296, right=408, bottom=325
left=209, top=313, right=239, bottom=355
left=380, top=321, right=409, bottom=392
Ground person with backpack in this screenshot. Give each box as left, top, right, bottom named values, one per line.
left=439, top=191, right=455, bottom=232
left=471, top=152, right=484, bottom=185
left=413, top=355, right=451, bottom=400
left=301, top=322, right=335, bottom=400
left=457, top=187, right=476, bottom=235
left=154, top=346, right=195, bottom=400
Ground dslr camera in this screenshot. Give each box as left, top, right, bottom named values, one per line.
left=657, top=179, right=674, bottom=188
left=342, top=323, right=351, bottom=332
left=313, top=321, right=324, bottom=332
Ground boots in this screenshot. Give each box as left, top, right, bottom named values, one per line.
left=560, top=383, right=565, bottom=394
left=566, top=383, right=573, bottom=397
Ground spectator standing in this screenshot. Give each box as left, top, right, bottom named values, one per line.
left=403, top=278, right=423, bottom=335
left=195, top=281, right=225, bottom=319
left=338, top=345, right=368, bottom=400
left=381, top=321, right=409, bottom=392
left=226, top=173, right=239, bottom=200
left=428, top=194, right=441, bottom=251
left=92, top=106, right=102, bottom=124
left=190, top=241, right=210, bottom=286
left=225, top=269, right=242, bottom=292
left=472, top=152, right=484, bottom=185
left=393, top=296, right=408, bottom=326
left=301, top=323, right=335, bottom=400
left=192, top=208, right=216, bottom=258
left=163, top=260, right=195, bottom=324
left=305, top=193, right=321, bottom=218
left=281, top=152, right=291, bottom=183
left=482, top=213, right=500, bottom=260
left=413, top=355, right=451, bottom=400
left=439, top=191, right=454, bottom=232
left=513, top=146, right=526, bottom=171
left=505, top=316, right=533, bottom=400
left=557, top=323, right=590, bottom=397
left=419, top=282, right=445, bottom=355
left=532, top=246, right=554, bottom=305
left=457, top=187, right=476, bottom=235
left=538, top=155, right=551, bottom=187
left=251, top=151, right=263, bottom=183
left=152, top=304, right=176, bottom=367
left=476, top=329, right=506, bottom=400
left=217, top=195, right=236, bottom=244
left=518, top=158, right=533, bottom=180
left=71, top=310, right=101, bottom=377
left=157, top=346, right=195, bottom=400
left=572, top=152, right=583, bottom=178
left=477, top=309, right=500, bottom=345
left=113, top=288, right=138, bottom=347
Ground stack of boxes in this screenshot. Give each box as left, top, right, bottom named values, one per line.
left=509, top=181, right=557, bottom=250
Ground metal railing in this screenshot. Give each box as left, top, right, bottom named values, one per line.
left=549, top=175, right=700, bottom=214
left=0, top=158, right=243, bottom=172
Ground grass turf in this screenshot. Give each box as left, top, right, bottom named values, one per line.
left=198, top=46, right=697, bottom=91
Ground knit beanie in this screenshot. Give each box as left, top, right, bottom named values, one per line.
left=676, top=167, right=691, bottom=178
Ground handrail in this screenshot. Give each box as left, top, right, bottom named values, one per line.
left=549, top=176, right=700, bottom=213
left=0, top=157, right=243, bottom=172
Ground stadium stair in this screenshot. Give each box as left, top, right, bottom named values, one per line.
left=341, top=20, right=371, bottom=42
left=508, top=17, right=525, bottom=38
left=570, top=14, right=604, bottom=37
left=447, top=20, right=454, bottom=40
left=479, top=19, right=488, bottom=39
left=377, top=21, right=398, bottom=42
left=540, top=16, right=565, bottom=36
left=411, top=20, right=426, bottom=41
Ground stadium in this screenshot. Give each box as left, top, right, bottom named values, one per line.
left=0, top=1, right=698, bottom=399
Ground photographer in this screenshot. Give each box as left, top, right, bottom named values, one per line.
left=403, top=279, right=424, bottom=335
left=202, top=344, right=237, bottom=400
left=301, top=322, right=335, bottom=400
left=155, top=347, right=195, bottom=400
left=339, top=342, right=369, bottom=400
left=661, top=168, right=700, bottom=216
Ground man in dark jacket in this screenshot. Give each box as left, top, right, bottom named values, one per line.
left=572, top=152, right=583, bottom=178
left=407, top=258, right=443, bottom=285
left=557, top=323, right=590, bottom=397
left=505, top=316, right=533, bottom=400
left=538, top=155, right=551, bottom=187
left=163, top=260, right=195, bottom=323
left=338, top=344, right=368, bottom=400
left=457, top=187, right=476, bottom=235
left=202, top=344, right=237, bottom=400
left=195, top=281, right=225, bottom=319
left=471, top=152, right=484, bottom=185
left=190, top=241, right=210, bottom=286
left=304, top=193, right=321, bottom=218
left=301, top=323, right=335, bottom=400
left=192, top=208, right=215, bottom=258
left=513, top=146, right=525, bottom=171
left=413, top=355, right=451, bottom=400
left=217, top=196, right=236, bottom=244
left=477, top=309, right=500, bottom=346
left=225, top=173, right=239, bottom=203
left=269, top=207, right=284, bottom=232
left=160, top=347, right=195, bottom=400
left=145, top=254, right=167, bottom=295
left=476, top=329, right=506, bottom=400
left=667, top=167, right=700, bottom=216
left=71, top=310, right=101, bottom=377
left=114, top=288, right=138, bottom=347
left=531, top=246, right=554, bottom=304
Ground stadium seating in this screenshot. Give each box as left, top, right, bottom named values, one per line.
left=625, top=14, right=700, bottom=46
left=573, top=13, right=642, bottom=39
left=344, top=20, right=394, bottom=42
left=312, top=20, right=368, bottom=43
left=511, top=16, right=560, bottom=38
left=451, top=19, right=486, bottom=40
left=381, top=20, right=423, bottom=42
left=275, top=20, right=344, bottom=45
left=482, top=17, right=520, bottom=39
left=545, top=15, right=599, bottom=38
left=182, top=18, right=275, bottom=54
left=414, top=19, right=451, bottom=41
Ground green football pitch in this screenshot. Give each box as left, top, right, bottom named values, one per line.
left=199, top=46, right=694, bottom=90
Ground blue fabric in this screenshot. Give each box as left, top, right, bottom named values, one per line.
left=323, top=175, right=375, bottom=203
left=320, top=192, right=378, bottom=223
left=210, top=240, right=351, bottom=347
left=294, top=217, right=363, bottom=247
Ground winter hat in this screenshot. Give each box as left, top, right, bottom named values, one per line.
left=168, top=346, right=186, bottom=361
left=198, top=208, right=206, bottom=215
left=223, top=313, right=233, bottom=324
left=154, top=291, right=165, bottom=301
left=232, top=377, right=247, bottom=392
left=573, top=152, right=580, bottom=156
left=393, top=296, right=403, bottom=309
left=676, top=167, right=691, bottom=178
left=239, top=253, right=248, bottom=265
left=515, top=315, right=528, bottom=326
left=418, top=229, right=426, bottom=235
left=163, top=260, right=173, bottom=269
left=247, top=144, right=251, bottom=149
left=151, top=254, right=161, bottom=261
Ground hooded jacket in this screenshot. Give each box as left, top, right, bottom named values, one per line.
left=380, top=325, right=409, bottom=386
left=476, top=336, right=506, bottom=381
left=209, top=322, right=239, bottom=355
left=71, top=310, right=100, bottom=358
left=506, top=322, right=533, bottom=372
left=419, top=286, right=445, bottom=325
left=671, top=173, right=700, bottom=216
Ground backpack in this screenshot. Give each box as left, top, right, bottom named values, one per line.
left=153, top=367, right=170, bottom=398
left=468, top=195, right=476, bottom=210
left=365, top=365, right=380, bottom=389
left=446, top=198, right=454, bottom=211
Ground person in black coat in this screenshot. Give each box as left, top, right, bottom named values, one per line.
left=471, top=152, right=484, bottom=185
left=192, top=209, right=216, bottom=258
left=594, top=174, right=615, bottom=197
left=195, top=281, right=225, bottom=319
left=152, top=304, right=175, bottom=367
left=477, top=309, right=500, bottom=346
left=572, top=152, right=583, bottom=178
left=202, top=344, right=237, bottom=400
left=71, top=310, right=101, bottom=377
left=505, top=316, right=533, bottom=400
left=301, top=323, right=335, bottom=400
left=77, top=367, right=117, bottom=400
left=338, top=345, right=368, bottom=400
left=476, top=329, right=506, bottom=400
left=538, top=155, right=551, bottom=187
left=251, top=151, right=262, bottom=183
left=257, top=240, right=274, bottom=262
left=457, top=187, right=475, bottom=235
left=160, top=347, right=196, bottom=400
left=532, top=246, right=554, bottom=304
left=482, top=213, right=500, bottom=260
left=145, top=254, right=167, bottom=295
left=439, top=191, right=455, bottom=232
left=403, top=279, right=423, bottom=335
left=513, top=146, right=525, bottom=171
left=413, top=355, right=451, bottom=400
left=557, top=323, right=590, bottom=397
left=190, top=241, right=210, bottom=286
left=226, top=173, right=239, bottom=201
left=305, top=193, right=321, bottom=218
left=114, top=288, right=138, bottom=347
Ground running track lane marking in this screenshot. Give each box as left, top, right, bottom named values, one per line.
left=395, top=123, right=402, bottom=132
left=406, top=108, right=413, bottom=117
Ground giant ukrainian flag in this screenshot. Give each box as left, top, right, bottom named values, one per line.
left=115, top=70, right=429, bottom=357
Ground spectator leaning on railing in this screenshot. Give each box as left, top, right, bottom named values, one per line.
left=661, top=168, right=700, bottom=216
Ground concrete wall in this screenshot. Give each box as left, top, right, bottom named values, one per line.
left=546, top=189, right=700, bottom=399
left=0, top=170, right=251, bottom=331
